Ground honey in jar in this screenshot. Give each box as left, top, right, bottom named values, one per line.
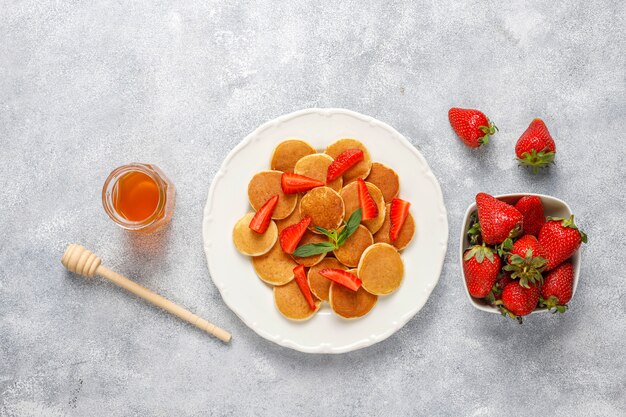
left=102, top=163, right=175, bottom=233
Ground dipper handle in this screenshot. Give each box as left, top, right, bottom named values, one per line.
left=61, top=244, right=231, bottom=343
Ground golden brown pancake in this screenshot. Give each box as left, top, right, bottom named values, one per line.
left=232, top=213, right=278, bottom=256
left=329, top=270, right=378, bottom=319
left=300, top=186, right=345, bottom=232
left=373, top=203, right=416, bottom=251
left=252, top=241, right=297, bottom=285
left=307, top=258, right=347, bottom=301
left=270, top=139, right=316, bottom=173
left=366, top=162, right=400, bottom=202
left=274, top=279, right=320, bottom=321
left=275, top=195, right=302, bottom=234
left=248, top=170, right=298, bottom=220
left=357, top=243, right=404, bottom=295
left=292, top=230, right=328, bottom=267
left=325, top=138, right=372, bottom=183
left=339, top=181, right=386, bottom=234
left=294, top=153, right=342, bottom=192
left=333, top=225, right=373, bottom=267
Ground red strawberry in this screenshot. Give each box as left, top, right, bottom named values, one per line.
left=515, top=118, right=556, bottom=173
left=389, top=198, right=410, bottom=242
left=540, top=262, right=574, bottom=313
left=293, top=265, right=317, bottom=310
left=326, top=149, right=364, bottom=182
left=281, top=172, right=324, bottom=194
left=357, top=179, right=379, bottom=220
left=463, top=245, right=501, bottom=298
left=279, top=216, right=312, bottom=254
left=319, top=268, right=362, bottom=291
left=509, top=235, right=546, bottom=261
left=448, top=108, right=497, bottom=148
left=514, top=195, right=545, bottom=236
left=504, top=235, right=547, bottom=287
left=475, top=193, right=523, bottom=245
left=500, top=281, right=540, bottom=319
left=248, top=195, right=279, bottom=234
left=538, top=215, right=587, bottom=270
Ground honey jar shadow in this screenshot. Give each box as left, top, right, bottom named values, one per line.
left=123, top=222, right=173, bottom=259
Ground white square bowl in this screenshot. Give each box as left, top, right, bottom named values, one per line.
left=460, top=193, right=581, bottom=314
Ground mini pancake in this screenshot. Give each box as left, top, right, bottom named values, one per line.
left=292, top=230, right=328, bottom=267
left=270, top=139, right=316, bottom=173
left=294, top=153, right=342, bottom=192
left=357, top=243, right=404, bottom=295
left=333, top=225, right=373, bottom=267
left=274, top=279, right=320, bottom=321
left=300, top=186, right=345, bottom=232
left=329, top=270, right=378, bottom=319
left=275, top=195, right=302, bottom=234
left=307, top=258, right=347, bottom=301
left=325, top=138, right=372, bottom=183
left=339, top=181, right=386, bottom=234
left=373, top=203, right=416, bottom=251
left=232, top=213, right=278, bottom=256
left=366, top=162, right=400, bottom=202
left=252, top=242, right=297, bottom=285
left=248, top=170, right=298, bottom=219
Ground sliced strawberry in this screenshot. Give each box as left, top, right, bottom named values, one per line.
left=279, top=216, right=312, bottom=253
left=319, top=268, right=362, bottom=291
left=326, top=149, right=364, bottom=182
left=293, top=265, right=316, bottom=310
left=357, top=179, right=378, bottom=220
left=248, top=195, right=279, bottom=234
left=389, top=198, right=410, bottom=242
left=281, top=172, right=324, bottom=194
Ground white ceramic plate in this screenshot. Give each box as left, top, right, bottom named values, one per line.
left=203, top=108, right=448, bottom=353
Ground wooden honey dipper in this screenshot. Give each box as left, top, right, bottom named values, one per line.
left=61, top=244, right=231, bottom=343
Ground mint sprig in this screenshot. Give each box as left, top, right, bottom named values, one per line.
left=292, top=209, right=362, bottom=257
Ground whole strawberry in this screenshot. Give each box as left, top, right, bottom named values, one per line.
left=515, top=118, right=556, bottom=173
left=499, top=281, right=541, bottom=321
left=463, top=245, right=501, bottom=298
left=514, top=195, right=545, bottom=236
left=448, top=108, right=497, bottom=148
left=475, top=193, right=523, bottom=245
left=538, top=215, right=587, bottom=270
left=504, top=235, right=547, bottom=288
left=540, top=262, right=574, bottom=313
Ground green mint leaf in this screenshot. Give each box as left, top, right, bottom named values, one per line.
left=345, top=209, right=362, bottom=236
left=314, top=226, right=334, bottom=238
left=292, top=242, right=336, bottom=257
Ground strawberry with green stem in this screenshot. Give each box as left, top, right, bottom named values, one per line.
left=496, top=281, right=541, bottom=323
left=476, top=192, right=523, bottom=245
left=515, top=118, right=556, bottom=174
left=448, top=108, right=498, bottom=148
left=503, top=235, right=547, bottom=288
left=463, top=245, right=501, bottom=298
left=538, top=215, right=587, bottom=270
left=540, top=262, right=574, bottom=313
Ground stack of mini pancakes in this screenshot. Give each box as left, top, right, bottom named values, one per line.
left=232, top=139, right=415, bottom=321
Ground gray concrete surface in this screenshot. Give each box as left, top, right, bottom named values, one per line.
left=1, top=1, right=625, bottom=416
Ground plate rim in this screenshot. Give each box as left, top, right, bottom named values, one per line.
left=203, top=107, right=449, bottom=353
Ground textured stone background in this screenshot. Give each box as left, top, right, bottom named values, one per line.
left=1, top=1, right=625, bottom=416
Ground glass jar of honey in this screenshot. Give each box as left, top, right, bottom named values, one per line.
left=102, top=163, right=175, bottom=233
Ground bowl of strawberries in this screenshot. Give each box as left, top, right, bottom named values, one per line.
left=460, top=192, right=587, bottom=322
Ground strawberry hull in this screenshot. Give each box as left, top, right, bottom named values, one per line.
left=460, top=193, right=582, bottom=316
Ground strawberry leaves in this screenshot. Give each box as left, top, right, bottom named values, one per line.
left=292, top=209, right=362, bottom=257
